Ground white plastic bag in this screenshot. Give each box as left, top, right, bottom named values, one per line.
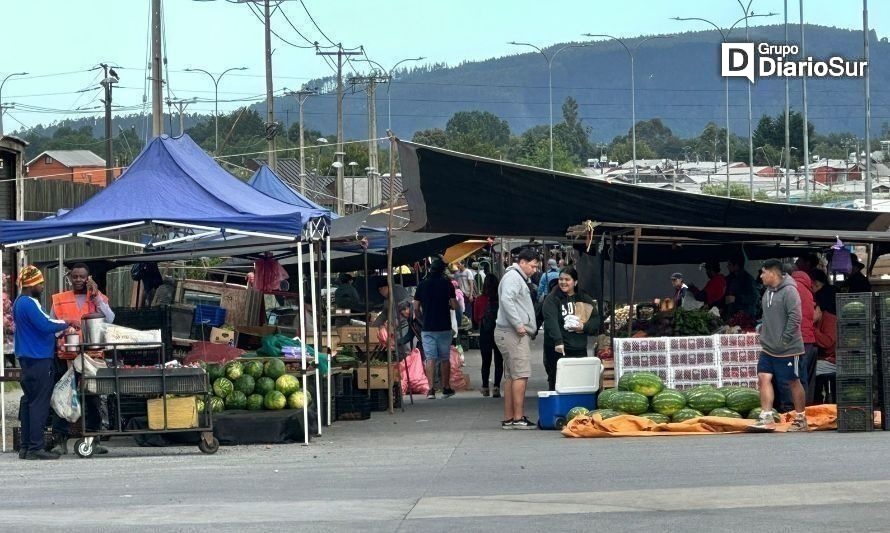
left=51, top=367, right=81, bottom=423
left=73, top=354, right=106, bottom=393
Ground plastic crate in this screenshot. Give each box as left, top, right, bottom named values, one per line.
left=878, top=292, right=890, bottom=319
left=671, top=366, right=720, bottom=390
left=86, top=367, right=207, bottom=395
left=193, top=305, right=227, bottom=327
left=837, top=405, right=874, bottom=432
left=368, top=386, right=402, bottom=411
left=836, top=375, right=874, bottom=406
left=837, top=321, right=873, bottom=350
left=111, top=306, right=173, bottom=353
left=835, top=349, right=873, bottom=376
left=169, top=304, right=195, bottom=339
left=836, top=293, right=873, bottom=322
left=104, top=346, right=166, bottom=367
left=334, top=394, right=372, bottom=421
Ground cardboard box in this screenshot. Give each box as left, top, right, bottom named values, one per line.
left=357, top=364, right=401, bottom=389
left=210, top=327, right=235, bottom=344
left=147, top=396, right=198, bottom=430
left=337, top=326, right=370, bottom=345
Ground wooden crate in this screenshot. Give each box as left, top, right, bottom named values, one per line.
left=147, top=396, right=199, bottom=430
left=357, top=364, right=401, bottom=389
left=601, top=359, right=616, bottom=389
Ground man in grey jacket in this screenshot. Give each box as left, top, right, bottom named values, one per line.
left=495, top=248, right=539, bottom=430
left=752, top=259, right=808, bottom=432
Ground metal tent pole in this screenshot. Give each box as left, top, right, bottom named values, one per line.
left=0, top=248, right=5, bottom=453
left=325, top=236, right=332, bottom=426
left=363, top=246, right=371, bottom=398
left=309, top=242, right=322, bottom=436
left=297, top=244, right=309, bottom=445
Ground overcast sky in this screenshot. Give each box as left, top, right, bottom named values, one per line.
left=2, top=0, right=886, bottom=131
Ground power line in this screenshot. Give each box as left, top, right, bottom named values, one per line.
left=298, top=0, right=337, bottom=47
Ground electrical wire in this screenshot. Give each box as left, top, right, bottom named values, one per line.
left=298, top=0, right=337, bottom=47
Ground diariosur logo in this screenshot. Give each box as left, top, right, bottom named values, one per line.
left=721, top=42, right=867, bottom=83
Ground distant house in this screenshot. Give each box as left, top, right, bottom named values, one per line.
left=25, top=150, right=119, bottom=186
left=810, top=159, right=861, bottom=184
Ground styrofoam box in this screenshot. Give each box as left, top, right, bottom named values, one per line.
left=555, top=357, right=602, bottom=394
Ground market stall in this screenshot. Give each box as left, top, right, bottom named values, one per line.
left=0, top=134, right=331, bottom=452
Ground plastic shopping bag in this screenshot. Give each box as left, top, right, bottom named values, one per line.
left=51, top=367, right=81, bottom=423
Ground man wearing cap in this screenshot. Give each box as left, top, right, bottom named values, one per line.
left=13, top=266, right=71, bottom=460
left=537, top=259, right=560, bottom=303
left=670, top=273, right=701, bottom=311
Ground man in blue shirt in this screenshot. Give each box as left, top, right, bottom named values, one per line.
left=537, top=259, right=559, bottom=302
left=13, top=266, right=70, bottom=460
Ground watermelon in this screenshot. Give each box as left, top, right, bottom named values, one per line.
left=651, top=389, right=687, bottom=416
left=748, top=407, right=781, bottom=422
left=275, top=374, right=301, bottom=396
left=683, top=384, right=716, bottom=399
left=209, top=396, right=225, bottom=413
left=610, top=391, right=649, bottom=415
left=597, top=389, right=619, bottom=410
left=287, top=390, right=312, bottom=410
left=841, top=300, right=867, bottom=318
left=640, top=412, right=671, bottom=424
left=247, top=393, right=264, bottom=410
left=628, top=372, right=664, bottom=397
left=225, top=391, right=248, bottom=410
left=243, top=360, right=264, bottom=380
left=264, top=359, right=287, bottom=379
left=672, top=408, right=704, bottom=422
left=225, top=360, right=243, bottom=381
left=264, top=390, right=287, bottom=410
left=617, top=372, right=635, bottom=391
left=590, top=409, right=621, bottom=420
left=255, top=376, right=276, bottom=396
left=566, top=406, right=590, bottom=421
left=212, top=377, right=234, bottom=398
left=207, top=364, right=225, bottom=382
left=724, top=388, right=760, bottom=416
left=197, top=398, right=205, bottom=413
left=234, top=375, right=256, bottom=395
left=717, top=386, right=743, bottom=396
left=687, top=389, right=726, bottom=413
left=708, top=407, right=742, bottom=418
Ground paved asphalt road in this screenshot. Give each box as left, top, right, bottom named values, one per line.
left=3, top=336, right=890, bottom=532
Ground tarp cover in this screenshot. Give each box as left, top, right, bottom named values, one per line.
left=0, top=135, right=325, bottom=245
left=247, top=164, right=331, bottom=214
left=398, top=141, right=890, bottom=242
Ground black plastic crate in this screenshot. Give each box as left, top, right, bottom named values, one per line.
left=836, top=375, right=874, bottom=406
left=104, top=346, right=166, bottom=367
left=837, top=405, right=874, bottom=432
left=835, top=349, right=874, bottom=376
left=878, top=293, right=890, bottom=319
left=368, top=385, right=402, bottom=412
left=111, top=306, right=173, bottom=354
left=86, top=367, right=207, bottom=395
left=878, top=319, right=890, bottom=345
left=836, top=293, right=873, bottom=321
left=334, top=394, right=372, bottom=421
left=837, top=322, right=873, bottom=350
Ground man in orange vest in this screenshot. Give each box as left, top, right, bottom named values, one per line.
left=48, top=263, right=115, bottom=455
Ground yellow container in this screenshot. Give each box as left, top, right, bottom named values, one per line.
left=147, top=396, right=199, bottom=430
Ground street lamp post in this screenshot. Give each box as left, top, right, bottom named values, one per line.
left=0, top=72, right=28, bottom=136
left=185, top=67, right=247, bottom=153
left=360, top=57, right=425, bottom=134
left=507, top=42, right=589, bottom=171
left=316, top=137, right=328, bottom=175
left=582, top=35, right=669, bottom=184
left=672, top=12, right=775, bottom=198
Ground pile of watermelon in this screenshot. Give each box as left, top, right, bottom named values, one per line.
left=582, top=373, right=762, bottom=423
left=201, top=359, right=313, bottom=414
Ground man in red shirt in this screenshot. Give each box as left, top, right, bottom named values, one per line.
left=690, top=262, right=727, bottom=310
left=812, top=304, right=837, bottom=404
left=791, top=270, right=817, bottom=405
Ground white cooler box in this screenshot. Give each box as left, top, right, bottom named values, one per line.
left=555, top=357, right=602, bottom=394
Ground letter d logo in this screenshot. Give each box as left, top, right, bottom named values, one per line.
left=721, top=42, right=755, bottom=83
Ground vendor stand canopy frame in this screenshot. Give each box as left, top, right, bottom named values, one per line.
left=0, top=134, right=333, bottom=450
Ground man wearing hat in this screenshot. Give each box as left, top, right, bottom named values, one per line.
left=13, top=266, right=71, bottom=460
left=537, top=259, right=560, bottom=303
left=670, top=272, right=701, bottom=311
left=847, top=256, right=872, bottom=293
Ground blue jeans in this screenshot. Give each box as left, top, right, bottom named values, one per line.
left=18, top=357, right=55, bottom=452
left=421, top=331, right=452, bottom=363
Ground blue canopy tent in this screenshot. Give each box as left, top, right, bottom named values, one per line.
left=0, top=134, right=329, bottom=448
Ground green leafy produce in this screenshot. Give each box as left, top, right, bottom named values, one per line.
left=255, top=376, right=276, bottom=396
left=246, top=393, right=264, bottom=411
left=212, top=377, right=234, bottom=398
left=651, top=389, right=687, bottom=416
left=640, top=413, right=671, bottom=424
left=275, top=374, right=301, bottom=396
left=243, top=360, right=264, bottom=380
left=597, top=389, right=619, bottom=410
left=673, top=307, right=723, bottom=336
left=264, top=359, right=286, bottom=379
left=225, top=360, right=243, bottom=381
left=234, top=375, right=256, bottom=395
left=610, top=391, right=649, bottom=415
left=708, top=407, right=742, bottom=418
left=566, top=406, right=590, bottom=421
left=225, top=391, right=248, bottom=410
left=264, top=390, right=287, bottom=410
left=672, top=408, right=704, bottom=422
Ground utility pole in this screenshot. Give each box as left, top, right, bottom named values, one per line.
left=784, top=0, right=791, bottom=203
left=100, top=64, right=119, bottom=184
left=262, top=0, right=278, bottom=171
left=800, top=0, right=811, bottom=202
left=349, top=73, right=389, bottom=206
left=863, top=0, right=872, bottom=210
left=318, top=45, right=361, bottom=214
left=150, top=0, right=163, bottom=137
left=165, top=97, right=196, bottom=136
left=286, top=88, right=318, bottom=196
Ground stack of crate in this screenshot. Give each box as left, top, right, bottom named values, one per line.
left=835, top=293, right=875, bottom=432
left=878, top=293, right=890, bottom=430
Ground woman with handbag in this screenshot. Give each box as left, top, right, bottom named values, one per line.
left=475, top=274, right=503, bottom=397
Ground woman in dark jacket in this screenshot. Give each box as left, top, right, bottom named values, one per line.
left=542, top=266, right=600, bottom=390
left=476, top=274, right=503, bottom=398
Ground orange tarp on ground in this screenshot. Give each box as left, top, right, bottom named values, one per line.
left=561, top=405, right=880, bottom=438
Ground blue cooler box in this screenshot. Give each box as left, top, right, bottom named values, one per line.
left=537, top=391, right=597, bottom=430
